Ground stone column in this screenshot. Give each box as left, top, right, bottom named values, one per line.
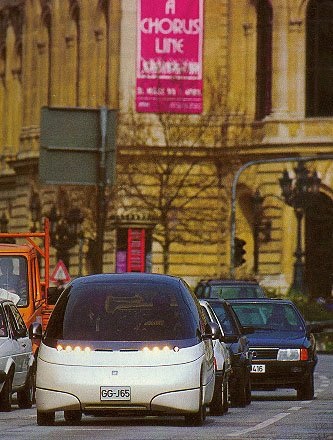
left=270, top=0, right=289, bottom=118
left=77, top=0, right=92, bottom=107
left=108, top=0, right=121, bottom=108
left=21, top=1, right=34, bottom=135
left=49, top=0, right=64, bottom=106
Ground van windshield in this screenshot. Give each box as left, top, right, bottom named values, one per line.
left=46, top=281, right=198, bottom=342
left=0, top=256, right=28, bottom=307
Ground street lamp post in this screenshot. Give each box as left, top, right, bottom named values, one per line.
left=252, top=189, right=272, bottom=274
left=252, top=189, right=263, bottom=274
left=29, top=190, right=42, bottom=232
left=279, top=162, right=321, bottom=294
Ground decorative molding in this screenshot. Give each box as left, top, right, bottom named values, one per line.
left=242, top=22, right=254, bottom=36
left=94, top=28, right=104, bottom=41
left=65, top=34, right=76, bottom=48
left=36, top=41, right=47, bottom=54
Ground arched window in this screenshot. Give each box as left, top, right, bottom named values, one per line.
left=306, top=0, right=333, bottom=117
left=255, top=0, right=272, bottom=120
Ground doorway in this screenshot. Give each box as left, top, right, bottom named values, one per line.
left=305, top=192, right=333, bottom=298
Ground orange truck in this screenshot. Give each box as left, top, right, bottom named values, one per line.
left=0, top=219, right=54, bottom=340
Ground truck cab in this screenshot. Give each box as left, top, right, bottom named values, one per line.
left=0, top=220, right=52, bottom=342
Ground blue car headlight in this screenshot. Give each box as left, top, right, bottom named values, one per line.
left=277, top=348, right=300, bottom=361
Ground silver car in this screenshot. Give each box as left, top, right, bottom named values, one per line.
left=0, top=299, right=35, bottom=411
left=199, top=299, right=232, bottom=415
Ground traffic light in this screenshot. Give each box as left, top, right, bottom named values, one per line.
left=234, top=237, right=246, bottom=267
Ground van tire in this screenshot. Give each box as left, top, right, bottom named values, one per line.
left=37, top=411, right=55, bottom=426
left=64, top=410, right=82, bottom=424
left=184, top=384, right=206, bottom=426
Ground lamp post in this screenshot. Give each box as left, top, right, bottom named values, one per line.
left=252, top=189, right=272, bottom=274
left=279, top=162, right=321, bottom=294
left=29, top=190, right=42, bottom=232
left=0, top=212, right=8, bottom=233
left=48, top=205, right=84, bottom=271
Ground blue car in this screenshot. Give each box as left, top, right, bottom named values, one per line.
left=228, top=298, right=319, bottom=400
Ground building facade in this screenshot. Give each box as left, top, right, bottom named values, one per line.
left=0, top=0, right=332, bottom=296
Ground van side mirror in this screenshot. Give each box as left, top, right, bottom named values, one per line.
left=202, top=321, right=221, bottom=340
left=29, top=322, right=42, bottom=340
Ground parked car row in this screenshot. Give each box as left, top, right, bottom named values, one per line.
left=195, top=278, right=320, bottom=404
left=0, top=274, right=320, bottom=427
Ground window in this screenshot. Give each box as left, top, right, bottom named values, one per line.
left=306, top=0, right=333, bottom=116
left=0, top=307, right=8, bottom=337
left=255, top=0, right=273, bottom=120
left=5, top=304, right=27, bottom=338
left=45, top=281, right=199, bottom=342
left=0, top=256, right=28, bottom=307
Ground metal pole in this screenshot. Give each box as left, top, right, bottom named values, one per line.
left=229, top=154, right=333, bottom=278
left=78, top=236, right=83, bottom=277
left=95, top=106, right=108, bottom=273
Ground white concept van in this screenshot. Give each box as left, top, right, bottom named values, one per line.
left=35, top=273, right=216, bottom=426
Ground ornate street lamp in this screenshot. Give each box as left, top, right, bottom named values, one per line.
left=0, top=212, right=8, bottom=233
left=29, top=190, right=42, bottom=232
left=0, top=212, right=16, bottom=244
left=279, top=162, right=321, bottom=294
left=252, top=189, right=272, bottom=274
left=48, top=204, right=84, bottom=270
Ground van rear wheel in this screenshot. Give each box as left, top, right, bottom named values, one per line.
left=37, top=411, right=55, bottom=426
left=184, top=385, right=206, bottom=426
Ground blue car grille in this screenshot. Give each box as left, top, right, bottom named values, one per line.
left=250, top=347, right=279, bottom=361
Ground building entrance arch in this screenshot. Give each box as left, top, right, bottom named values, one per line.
left=305, top=192, right=333, bottom=298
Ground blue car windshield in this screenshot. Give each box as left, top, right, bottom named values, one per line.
left=209, top=285, right=265, bottom=299
left=231, top=303, right=305, bottom=332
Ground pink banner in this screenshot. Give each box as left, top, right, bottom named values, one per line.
left=136, top=0, right=203, bottom=114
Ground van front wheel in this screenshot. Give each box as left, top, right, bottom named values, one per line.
left=64, top=410, right=82, bottom=424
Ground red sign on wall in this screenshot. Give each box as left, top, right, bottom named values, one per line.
left=127, top=229, right=146, bottom=272
left=136, top=0, right=204, bottom=114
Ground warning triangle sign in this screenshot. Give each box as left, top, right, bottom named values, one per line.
left=50, top=260, right=71, bottom=283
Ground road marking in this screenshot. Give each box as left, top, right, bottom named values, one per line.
left=227, top=412, right=290, bottom=437
left=288, top=406, right=302, bottom=411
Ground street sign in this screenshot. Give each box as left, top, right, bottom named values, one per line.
left=50, top=260, right=71, bottom=284
left=39, top=106, right=117, bottom=185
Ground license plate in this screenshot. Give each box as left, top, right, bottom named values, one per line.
left=251, top=364, right=266, bottom=373
left=100, top=386, right=131, bottom=401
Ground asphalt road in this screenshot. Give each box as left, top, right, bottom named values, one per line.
left=1, top=354, right=332, bottom=440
